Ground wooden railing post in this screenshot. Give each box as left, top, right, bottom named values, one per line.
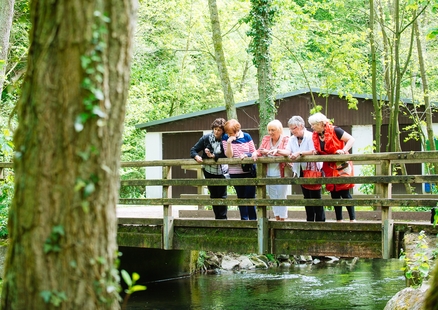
left=376, top=159, right=393, bottom=258
left=256, top=162, right=268, bottom=254
left=162, top=165, right=174, bottom=250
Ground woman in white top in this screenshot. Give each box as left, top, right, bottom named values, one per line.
left=285, top=116, right=325, bottom=222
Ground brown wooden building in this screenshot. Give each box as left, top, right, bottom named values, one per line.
left=136, top=88, right=437, bottom=197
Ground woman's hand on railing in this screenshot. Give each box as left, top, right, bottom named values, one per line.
left=289, top=152, right=301, bottom=160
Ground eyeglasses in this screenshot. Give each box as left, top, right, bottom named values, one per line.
left=290, top=126, right=298, bottom=130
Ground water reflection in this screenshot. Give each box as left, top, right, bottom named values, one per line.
left=126, top=258, right=405, bottom=310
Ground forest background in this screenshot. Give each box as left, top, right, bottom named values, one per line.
left=2, top=0, right=438, bottom=165
left=1, top=0, right=437, bottom=223
left=0, top=0, right=438, bottom=308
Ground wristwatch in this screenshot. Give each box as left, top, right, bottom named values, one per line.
left=299, top=152, right=302, bottom=157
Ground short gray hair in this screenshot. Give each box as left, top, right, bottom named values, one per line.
left=308, top=112, right=329, bottom=125
left=287, top=116, right=305, bottom=127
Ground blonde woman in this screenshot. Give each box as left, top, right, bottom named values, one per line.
left=252, top=120, right=289, bottom=221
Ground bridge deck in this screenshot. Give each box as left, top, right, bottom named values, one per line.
left=116, top=206, right=438, bottom=259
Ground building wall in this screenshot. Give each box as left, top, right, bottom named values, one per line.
left=145, top=132, right=163, bottom=198
left=351, top=125, right=374, bottom=194
left=140, top=92, right=434, bottom=197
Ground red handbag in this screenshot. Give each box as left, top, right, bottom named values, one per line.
left=325, top=161, right=354, bottom=192
left=302, top=162, right=322, bottom=190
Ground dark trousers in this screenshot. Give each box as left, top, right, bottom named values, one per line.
left=203, top=170, right=228, bottom=220
left=230, top=173, right=257, bottom=220
left=301, top=186, right=325, bottom=221
left=330, top=189, right=355, bottom=221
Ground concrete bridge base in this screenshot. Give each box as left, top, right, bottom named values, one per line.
left=118, top=246, right=196, bottom=283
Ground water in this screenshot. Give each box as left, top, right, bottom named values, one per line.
left=125, top=258, right=405, bottom=310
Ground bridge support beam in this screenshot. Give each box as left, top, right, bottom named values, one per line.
left=382, top=219, right=394, bottom=259
left=256, top=163, right=268, bottom=254
left=163, top=166, right=174, bottom=249
left=257, top=209, right=268, bottom=254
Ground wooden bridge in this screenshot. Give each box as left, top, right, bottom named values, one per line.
left=116, top=151, right=438, bottom=259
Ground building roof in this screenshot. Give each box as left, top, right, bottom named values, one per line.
left=135, top=88, right=424, bottom=130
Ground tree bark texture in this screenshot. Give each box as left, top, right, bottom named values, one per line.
left=208, top=0, right=237, bottom=120
left=0, top=0, right=15, bottom=96
left=1, top=0, right=137, bottom=309
left=369, top=0, right=383, bottom=153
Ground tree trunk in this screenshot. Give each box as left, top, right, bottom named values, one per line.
left=425, top=263, right=438, bottom=309
left=208, top=0, right=237, bottom=120
left=1, top=0, right=137, bottom=309
left=247, top=0, right=276, bottom=141
left=0, top=0, right=15, bottom=96
left=369, top=0, right=383, bottom=153
left=414, top=19, right=438, bottom=175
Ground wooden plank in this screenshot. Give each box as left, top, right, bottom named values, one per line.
left=119, top=198, right=438, bottom=207
left=162, top=166, right=174, bottom=250
left=117, top=151, right=438, bottom=167
left=180, top=193, right=438, bottom=199
left=120, top=174, right=438, bottom=186
left=382, top=219, right=394, bottom=259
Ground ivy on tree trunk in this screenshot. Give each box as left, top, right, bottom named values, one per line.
left=245, top=0, right=277, bottom=140
left=1, top=0, right=137, bottom=308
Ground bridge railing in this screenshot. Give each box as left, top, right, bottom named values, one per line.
left=118, top=151, right=438, bottom=258
left=1, top=151, right=437, bottom=257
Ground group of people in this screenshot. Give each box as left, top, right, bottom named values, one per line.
left=190, top=113, right=356, bottom=222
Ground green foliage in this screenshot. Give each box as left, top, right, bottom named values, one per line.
left=357, top=145, right=375, bottom=196
left=399, top=231, right=435, bottom=288
left=120, top=270, right=147, bottom=310
left=0, top=128, right=14, bottom=158
left=74, top=174, right=99, bottom=212
left=0, top=173, right=13, bottom=238
left=43, top=226, right=65, bottom=254
left=75, top=11, right=110, bottom=132
left=245, top=0, right=278, bottom=134
left=40, top=290, right=67, bottom=306
left=119, top=168, right=146, bottom=199
left=0, top=126, right=14, bottom=240
left=196, top=250, right=207, bottom=271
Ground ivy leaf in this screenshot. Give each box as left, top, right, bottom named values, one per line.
left=121, top=269, right=132, bottom=287
left=93, top=89, right=104, bottom=101
left=132, top=272, right=140, bottom=282
left=84, top=182, right=95, bottom=198
left=53, top=225, right=65, bottom=236
left=130, top=285, right=147, bottom=293
left=92, top=106, right=107, bottom=118
left=40, top=290, right=52, bottom=303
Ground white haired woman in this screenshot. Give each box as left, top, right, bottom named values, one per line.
left=252, top=119, right=290, bottom=221
left=285, top=115, right=325, bottom=222
left=308, top=112, right=356, bottom=222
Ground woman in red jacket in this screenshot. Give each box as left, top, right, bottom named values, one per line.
left=308, top=112, right=356, bottom=222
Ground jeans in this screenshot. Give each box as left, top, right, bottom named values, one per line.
left=230, top=173, right=257, bottom=220
left=330, top=189, right=355, bottom=221
left=203, top=169, right=228, bottom=219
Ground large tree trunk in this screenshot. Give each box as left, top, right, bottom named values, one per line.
left=1, top=0, right=137, bottom=309
left=208, top=0, right=237, bottom=120
left=0, top=0, right=15, bottom=96
left=247, top=0, right=276, bottom=140
left=369, top=0, right=383, bottom=153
